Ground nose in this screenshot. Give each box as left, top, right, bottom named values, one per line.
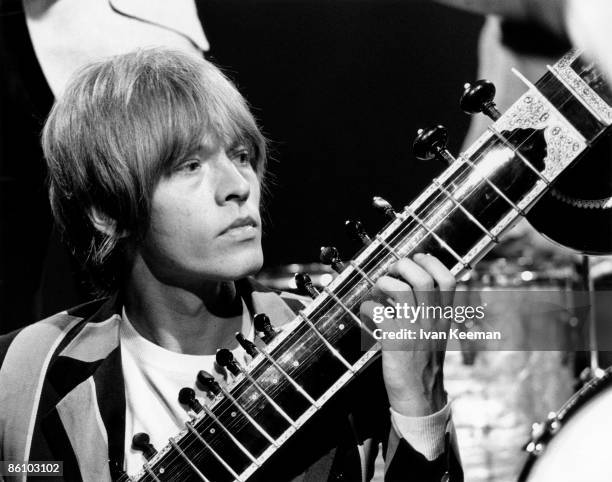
left=214, top=153, right=251, bottom=205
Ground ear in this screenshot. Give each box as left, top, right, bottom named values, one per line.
left=90, top=208, right=127, bottom=238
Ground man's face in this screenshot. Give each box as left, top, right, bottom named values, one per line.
left=138, top=142, right=263, bottom=288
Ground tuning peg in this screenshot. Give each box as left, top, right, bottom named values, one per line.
left=345, top=219, right=371, bottom=246
left=235, top=332, right=258, bottom=357
left=254, top=313, right=277, bottom=343
left=320, top=246, right=345, bottom=273
left=197, top=370, right=222, bottom=396
left=132, top=432, right=158, bottom=460
left=372, top=196, right=397, bottom=220
left=294, top=273, right=319, bottom=298
left=216, top=348, right=241, bottom=376
left=460, top=80, right=501, bottom=120
left=178, top=387, right=204, bottom=413
left=413, top=125, right=456, bottom=165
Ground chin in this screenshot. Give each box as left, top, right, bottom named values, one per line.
left=218, top=248, right=264, bottom=281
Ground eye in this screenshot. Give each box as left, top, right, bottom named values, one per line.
left=232, top=148, right=252, bottom=167
left=177, top=159, right=202, bottom=173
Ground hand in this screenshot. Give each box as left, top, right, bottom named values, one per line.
left=361, top=253, right=456, bottom=417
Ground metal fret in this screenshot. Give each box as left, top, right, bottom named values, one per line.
left=256, top=348, right=320, bottom=408
left=185, top=422, right=244, bottom=482
left=546, top=64, right=609, bottom=125
left=298, top=311, right=355, bottom=372
left=403, top=156, right=466, bottom=218
left=460, top=156, right=526, bottom=216
left=348, top=261, right=376, bottom=287
left=144, top=464, right=161, bottom=482
left=321, top=286, right=376, bottom=339
left=169, top=438, right=210, bottom=481
left=374, top=234, right=401, bottom=259
left=431, top=177, right=498, bottom=243
left=402, top=206, right=470, bottom=269
left=199, top=404, right=259, bottom=465
left=115, top=472, right=131, bottom=482
left=551, top=50, right=612, bottom=125
left=216, top=385, right=278, bottom=447
left=449, top=158, right=533, bottom=271
left=238, top=349, right=380, bottom=481
left=238, top=369, right=298, bottom=428
left=487, top=126, right=551, bottom=186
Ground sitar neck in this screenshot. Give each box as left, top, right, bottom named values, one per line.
left=129, top=50, right=612, bottom=482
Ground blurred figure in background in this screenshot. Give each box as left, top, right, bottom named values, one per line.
left=437, top=0, right=612, bottom=81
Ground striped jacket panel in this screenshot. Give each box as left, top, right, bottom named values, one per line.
left=0, top=278, right=462, bottom=481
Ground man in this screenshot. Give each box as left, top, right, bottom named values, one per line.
left=0, top=49, right=462, bottom=481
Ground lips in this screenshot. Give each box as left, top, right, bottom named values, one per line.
left=220, top=216, right=258, bottom=236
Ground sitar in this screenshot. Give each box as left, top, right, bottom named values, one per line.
left=124, top=50, right=612, bottom=481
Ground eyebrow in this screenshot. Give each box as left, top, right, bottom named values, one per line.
left=185, top=140, right=220, bottom=160
left=187, top=137, right=251, bottom=162
left=198, top=141, right=220, bottom=153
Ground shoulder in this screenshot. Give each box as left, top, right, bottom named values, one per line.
left=0, top=310, right=88, bottom=437
left=0, top=311, right=79, bottom=371
left=0, top=329, right=21, bottom=369
left=0, top=297, right=114, bottom=371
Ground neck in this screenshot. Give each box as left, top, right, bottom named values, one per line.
left=123, top=257, right=244, bottom=355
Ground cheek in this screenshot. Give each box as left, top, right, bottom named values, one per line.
left=142, top=212, right=217, bottom=278
left=149, top=200, right=189, bottom=239
left=147, top=192, right=213, bottom=256
left=249, top=177, right=263, bottom=215
left=151, top=180, right=209, bottom=232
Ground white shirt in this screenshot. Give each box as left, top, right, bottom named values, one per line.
left=120, top=305, right=252, bottom=476
left=120, top=307, right=451, bottom=477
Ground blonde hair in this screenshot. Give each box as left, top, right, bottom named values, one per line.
left=42, top=48, right=267, bottom=293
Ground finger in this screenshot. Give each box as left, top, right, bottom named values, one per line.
left=411, top=253, right=456, bottom=306
left=371, top=275, right=415, bottom=307
left=387, top=257, right=434, bottom=291
left=386, top=257, right=437, bottom=307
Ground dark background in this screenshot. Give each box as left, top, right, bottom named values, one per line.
left=0, top=0, right=483, bottom=332
left=196, top=1, right=483, bottom=264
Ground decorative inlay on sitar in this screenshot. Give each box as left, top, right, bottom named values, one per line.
left=527, top=54, right=612, bottom=254
left=122, top=50, right=612, bottom=481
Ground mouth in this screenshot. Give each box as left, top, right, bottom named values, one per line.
left=220, top=216, right=259, bottom=237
